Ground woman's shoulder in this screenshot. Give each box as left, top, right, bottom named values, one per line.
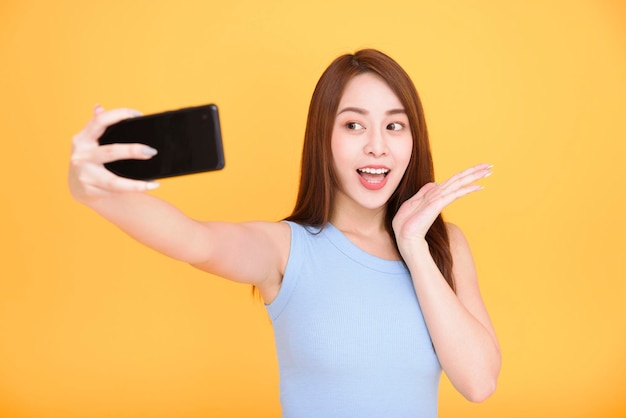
left=444, top=222, right=480, bottom=291
left=445, top=222, right=470, bottom=249
left=242, top=220, right=291, bottom=248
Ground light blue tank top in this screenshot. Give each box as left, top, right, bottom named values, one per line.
left=266, top=221, right=441, bottom=418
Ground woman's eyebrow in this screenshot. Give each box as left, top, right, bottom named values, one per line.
left=336, top=107, right=406, bottom=116
left=337, top=106, right=368, bottom=115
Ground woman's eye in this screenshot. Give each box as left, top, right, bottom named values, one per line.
left=387, top=122, right=405, bottom=131
left=346, top=122, right=364, bottom=130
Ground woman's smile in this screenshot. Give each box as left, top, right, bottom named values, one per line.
left=357, top=165, right=390, bottom=190
left=331, top=72, right=413, bottom=210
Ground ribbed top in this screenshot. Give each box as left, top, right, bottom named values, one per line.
left=266, top=222, right=441, bottom=418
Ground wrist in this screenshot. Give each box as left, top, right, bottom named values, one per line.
left=397, top=236, right=430, bottom=260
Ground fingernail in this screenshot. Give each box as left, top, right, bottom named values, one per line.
left=130, top=110, right=143, bottom=117
left=487, top=164, right=494, bottom=169
left=484, top=171, right=493, bottom=178
left=146, top=182, right=160, bottom=190
left=142, top=146, right=158, bottom=156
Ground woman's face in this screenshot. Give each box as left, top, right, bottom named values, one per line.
left=331, top=72, right=413, bottom=213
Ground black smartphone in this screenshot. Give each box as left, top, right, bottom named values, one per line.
left=98, top=104, right=225, bottom=180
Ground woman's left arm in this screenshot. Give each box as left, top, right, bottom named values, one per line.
left=405, top=224, right=501, bottom=402
left=393, top=164, right=501, bottom=402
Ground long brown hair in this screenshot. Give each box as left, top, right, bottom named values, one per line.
left=285, top=49, right=454, bottom=291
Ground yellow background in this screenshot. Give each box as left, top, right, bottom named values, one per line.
left=1, top=0, right=625, bottom=417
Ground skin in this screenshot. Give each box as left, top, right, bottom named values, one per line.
left=69, top=74, right=500, bottom=402
left=330, top=73, right=413, bottom=260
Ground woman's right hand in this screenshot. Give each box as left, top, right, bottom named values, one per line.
left=68, top=105, right=160, bottom=203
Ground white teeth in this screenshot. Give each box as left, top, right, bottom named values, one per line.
left=358, top=168, right=389, bottom=175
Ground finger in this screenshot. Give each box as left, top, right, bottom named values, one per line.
left=450, top=183, right=484, bottom=200
left=93, top=104, right=106, bottom=115
left=79, top=107, right=143, bottom=144
left=81, top=164, right=160, bottom=193
left=414, top=181, right=438, bottom=199
left=447, top=164, right=491, bottom=184
left=419, top=183, right=483, bottom=217
left=89, top=143, right=158, bottom=164
left=439, top=164, right=492, bottom=191
left=425, top=166, right=489, bottom=203
left=101, top=174, right=161, bottom=192
left=401, top=182, right=437, bottom=207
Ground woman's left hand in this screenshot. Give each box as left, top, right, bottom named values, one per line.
left=392, top=163, right=492, bottom=253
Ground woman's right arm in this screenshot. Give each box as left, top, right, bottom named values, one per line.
left=69, top=105, right=288, bottom=298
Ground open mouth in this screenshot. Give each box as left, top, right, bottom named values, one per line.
left=357, top=167, right=389, bottom=183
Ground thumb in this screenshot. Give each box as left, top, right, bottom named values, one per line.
left=94, top=104, right=105, bottom=115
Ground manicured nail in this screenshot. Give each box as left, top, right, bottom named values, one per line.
left=487, top=164, right=494, bottom=169
left=142, top=146, right=158, bottom=156
left=130, top=109, right=143, bottom=117
left=484, top=171, right=493, bottom=178
left=146, top=182, right=160, bottom=190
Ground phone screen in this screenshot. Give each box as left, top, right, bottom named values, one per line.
left=99, top=104, right=225, bottom=180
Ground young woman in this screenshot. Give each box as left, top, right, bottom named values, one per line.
left=69, top=49, right=500, bottom=417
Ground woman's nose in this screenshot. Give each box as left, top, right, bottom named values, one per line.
left=363, top=128, right=389, bottom=157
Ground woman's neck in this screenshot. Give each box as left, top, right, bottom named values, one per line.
left=329, top=204, right=402, bottom=261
